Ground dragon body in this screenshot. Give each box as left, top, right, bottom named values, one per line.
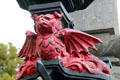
left=16, top=12, right=111, bottom=80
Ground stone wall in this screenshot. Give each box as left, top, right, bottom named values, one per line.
left=70, top=0, right=119, bottom=35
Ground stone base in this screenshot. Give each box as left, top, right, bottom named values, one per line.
left=112, top=66, right=120, bottom=80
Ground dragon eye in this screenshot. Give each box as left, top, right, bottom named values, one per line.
left=41, top=19, right=44, bottom=21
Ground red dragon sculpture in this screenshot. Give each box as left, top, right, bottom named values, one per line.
left=16, top=12, right=111, bottom=80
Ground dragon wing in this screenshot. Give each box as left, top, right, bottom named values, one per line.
left=18, top=31, right=37, bottom=60
left=59, top=29, right=102, bottom=55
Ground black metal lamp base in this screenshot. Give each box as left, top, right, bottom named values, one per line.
left=20, top=59, right=117, bottom=80
left=17, top=0, right=94, bottom=13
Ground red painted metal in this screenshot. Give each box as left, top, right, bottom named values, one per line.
left=16, top=12, right=111, bottom=80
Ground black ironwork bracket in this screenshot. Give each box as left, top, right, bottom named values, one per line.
left=36, top=60, right=52, bottom=80
left=17, top=0, right=94, bottom=13
left=19, top=58, right=117, bottom=80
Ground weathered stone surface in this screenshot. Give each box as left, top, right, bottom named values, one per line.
left=109, top=57, right=120, bottom=62
left=103, top=36, right=120, bottom=57
left=91, top=33, right=113, bottom=56
left=70, top=0, right=119, bottom=35
left=112, top=66, right=120, bottom=80
left=87, top=33, right=120, bottom=59
left=109, top=57, right=120, bottom=66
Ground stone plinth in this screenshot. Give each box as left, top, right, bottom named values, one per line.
left=70, top=0, right=119, bottom=35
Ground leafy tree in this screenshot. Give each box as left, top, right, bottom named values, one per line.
left=0, top=42, right=22, bottom=80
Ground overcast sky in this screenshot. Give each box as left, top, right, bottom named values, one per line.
left=0, top=0, right=120, bottom=49
left=0, top=0, right=35, bottom=48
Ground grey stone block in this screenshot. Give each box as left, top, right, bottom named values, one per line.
left=70, top=0, right=119, bottom=35
left=112, top=66, right=120, bottom=80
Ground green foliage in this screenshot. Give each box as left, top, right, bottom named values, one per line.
left=0, top=43, right=22, bottom=80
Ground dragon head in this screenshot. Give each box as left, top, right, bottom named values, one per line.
left=32, top=12, right=63, bottom=35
